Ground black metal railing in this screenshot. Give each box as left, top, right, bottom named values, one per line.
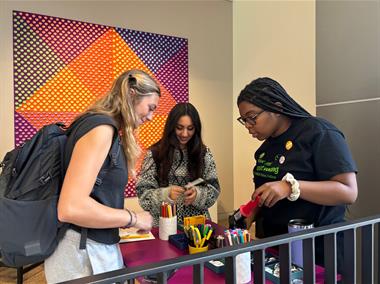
left=60, top=214, right=380, bottom=284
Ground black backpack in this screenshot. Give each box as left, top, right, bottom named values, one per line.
left=0, top=116, right=102, bottom=267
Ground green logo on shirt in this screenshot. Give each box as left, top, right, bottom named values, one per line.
left=255, top=157, right=280, bottom=180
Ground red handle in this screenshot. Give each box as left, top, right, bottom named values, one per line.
left=239, top=196, right=260, bottom=217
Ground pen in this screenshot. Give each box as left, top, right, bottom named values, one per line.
left=121, top=234, right=151, bottom=239
left=184, top=178, right=204, bottom=189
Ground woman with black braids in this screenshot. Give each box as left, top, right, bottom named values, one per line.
left=237, top=77, right=357, bottom=269
left=136, top=103, right=220, bottom=226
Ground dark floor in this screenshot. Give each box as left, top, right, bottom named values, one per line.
left=0, top=263, right=46, bottom=284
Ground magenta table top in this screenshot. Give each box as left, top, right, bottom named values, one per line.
left=120, top=225, right=332, bottom=283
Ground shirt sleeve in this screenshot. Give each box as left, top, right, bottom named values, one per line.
left=192, top=147, right=221, bottom=209
left=312, top=129, right=357, bottom=180
left=136, top=150, right=172, bottom=221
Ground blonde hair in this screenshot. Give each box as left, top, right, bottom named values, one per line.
left=82, top=69, right=161, bottom=175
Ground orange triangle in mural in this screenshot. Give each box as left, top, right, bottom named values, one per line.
left=138, top=114, right=167, bottom=149
left=68, top=29, right=114, bottom=98
left=154, top=86, right=176, bottom=115
left=113, top=32, right=176, bottom=115
left=112, top=32, right=152, bottom=79
left=17, top=66, right=96, bottom=114
left=16, top=111, right=79, bottom=131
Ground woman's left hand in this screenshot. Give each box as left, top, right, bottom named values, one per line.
left=251, top=181, right=292, bottom=208
left=184, top=187, right=197, bottom=206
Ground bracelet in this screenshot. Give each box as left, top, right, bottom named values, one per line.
left=124, top=209, right=133, bottom=228
left=282, top=172, right=300, bottom=201
left=131, top=211, right=137, bottom=227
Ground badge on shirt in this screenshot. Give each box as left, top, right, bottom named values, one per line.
left=279, top=155, right=286, bottom=164
left=285, top=140, right=293, bottom=150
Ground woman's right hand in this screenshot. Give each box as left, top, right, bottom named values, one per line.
left=134, top=211, right=153, bottom=232
left=169, top=185, right=185, bottom=201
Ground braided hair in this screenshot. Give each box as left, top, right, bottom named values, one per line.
left=237, top=77, right=311, bottom=118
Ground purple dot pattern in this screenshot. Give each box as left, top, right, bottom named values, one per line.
left=156, top=44, right=188, bottom=103
left=117, top=28, right=188, bottom=102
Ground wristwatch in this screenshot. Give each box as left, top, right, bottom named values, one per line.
left=282, top=173, right=300, bottom=201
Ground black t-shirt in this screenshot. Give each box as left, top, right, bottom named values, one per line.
left=254, top=116, right=357, bottom=239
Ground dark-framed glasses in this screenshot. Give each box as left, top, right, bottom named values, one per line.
left=237, top=110, right=265, bottom=126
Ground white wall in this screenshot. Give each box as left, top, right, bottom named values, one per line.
left=0, top=0, right=233, bottom=222
left=232, top=1, right=316, bottom=210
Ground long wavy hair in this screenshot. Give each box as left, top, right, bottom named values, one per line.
left=151, top=103, right=206, bottom=186
left=77, top=69, right=161, bottom=175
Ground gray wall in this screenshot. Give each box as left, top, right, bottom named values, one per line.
left=316, top=1, right=380, bottom=220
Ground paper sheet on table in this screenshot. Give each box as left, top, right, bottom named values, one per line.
left=119, top=227, right=155, bottom=243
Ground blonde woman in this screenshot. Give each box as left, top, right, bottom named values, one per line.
left=44, top=69, right=161, bottom=283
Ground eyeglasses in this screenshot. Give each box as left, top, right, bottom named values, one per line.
left=237, top=110, right=265, bottom=126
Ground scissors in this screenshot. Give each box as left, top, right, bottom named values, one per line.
left=190, top=226, right=202, bottom=248
left=200, top=228, right=213, bottom=247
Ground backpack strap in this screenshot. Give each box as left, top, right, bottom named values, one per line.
left=79, top=228, right=88, bottom=250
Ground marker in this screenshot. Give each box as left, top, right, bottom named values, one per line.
left=121, top=234, right=151, bottom=239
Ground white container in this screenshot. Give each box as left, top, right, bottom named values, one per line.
left=236, top=252, right=251, bottom=284
left=159, top=216, right=177, bottom=241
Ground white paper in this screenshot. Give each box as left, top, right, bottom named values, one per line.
left=119, top=228, right=155, bottom=243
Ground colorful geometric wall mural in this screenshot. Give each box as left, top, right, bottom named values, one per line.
left=13, top=11, right=188, bottom=197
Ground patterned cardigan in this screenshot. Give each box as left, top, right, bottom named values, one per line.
left=136, top=147, right=221, bottom=226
